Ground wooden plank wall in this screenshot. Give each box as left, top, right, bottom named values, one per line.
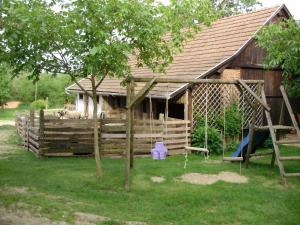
left=16, top=112, right=191, bottom=157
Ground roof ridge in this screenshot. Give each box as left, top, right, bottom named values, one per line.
left=217, top=5, right=282, bottom=22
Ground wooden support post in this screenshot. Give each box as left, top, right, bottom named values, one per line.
left=129, top=81, right=135, bottom=169
left=127, top=77, right=156, bottom=109
left=84, top=93, right=89, bottom=117
left=245, top=107, right=257, bottom=167
left=26, top=117, right=29, bottom=151
left=29, top=110, right=35, bottom=127
left=184, top=90, right=189, bottom=147
left=39, top=109, right=45, bottom=158
left=125, top=80, right=134, bottom=191
left=237, top=79, right=270, bottom=111
left=271, top=98, right=285, bottom=167
left=261, top=90, right=287, bottom=185
left=245, top=82, right=262, bottom=167
left=165, top=97, right=169, bottom=120
left=188, top=89, right=193, bottom=127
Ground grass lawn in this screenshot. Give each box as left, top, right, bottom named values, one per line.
left=0, top=103, right=29, bottom=121
left=0, top=125, right=300, bottom=225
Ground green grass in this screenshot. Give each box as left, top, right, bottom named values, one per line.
left=0, top=126, right=300, bottom=225
left=0, top=103, right=29, bottom=120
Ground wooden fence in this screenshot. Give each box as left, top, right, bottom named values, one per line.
left=16, top=110, right=190, bottom=157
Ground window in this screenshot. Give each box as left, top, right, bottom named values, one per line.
left=79, top=94, right=83, bottom=100
left=97, top=96, right=100, bottom=103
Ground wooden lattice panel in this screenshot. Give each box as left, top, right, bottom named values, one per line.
left=192, top=83, right=263, bottom=128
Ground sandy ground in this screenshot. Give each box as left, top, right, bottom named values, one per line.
left=0, top=121, right=15, bottom=126
left=150, top=176, right=165, bottom=183
left=180, top=172, right=248, bottom=185
left=3, top=101, right=21, bottom=109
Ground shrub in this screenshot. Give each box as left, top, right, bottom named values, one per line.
left=30, top=99, right=47, bottom=110
left=192, top=124, right=222, bottom=155
left=216, top=101, right=242, bottom=137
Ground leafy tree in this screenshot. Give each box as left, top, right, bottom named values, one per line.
left=9, top=74, right=74, bottom=107
left=0, top=0, right=217, bottom=180
left=213, top=0, right=260, bottom=16
left=256, top=19, right=300, bottom=97
left=0, top=64, right=11, bottom=109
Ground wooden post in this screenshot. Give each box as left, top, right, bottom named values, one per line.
left=245, top=83, right=262, bottom=167
left=188, top=89, right=193, bottom=127
left=125, top=80, right=133, bottom=191
left=26, top=117, right=29, bottom=150
left=184, top=90, right=189, bottom=147
left=29, top=110, right=35, bottom=127
left=39, top=109, right=45, bottom=157
left=271, top=98, right=285, bottom=167
left=129, top=81, right=135, bottom=169
left=84, top=93, right=89, bottom=117
left=165, top=97, right=169, bottom=120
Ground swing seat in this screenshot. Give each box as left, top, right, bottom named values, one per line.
left=222, top=157, right=243, bottom=162
left=185, top=146, right=209, bottom=153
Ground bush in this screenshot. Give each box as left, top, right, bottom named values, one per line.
left=30, top=99, right=47, bottom=110
left=216, top=101, right=242, bottom=137
left=192, top=124, right=222, bottom=155
left=10, top=73, right=75, bottom=108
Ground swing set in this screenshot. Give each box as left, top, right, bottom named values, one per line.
left=125, top=77, right=300, bottom=190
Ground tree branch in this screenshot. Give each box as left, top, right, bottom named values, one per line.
left=70, top=75, right=93, bottom=98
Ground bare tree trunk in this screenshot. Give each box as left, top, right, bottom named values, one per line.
left=91, top=75, right=102, bottom=178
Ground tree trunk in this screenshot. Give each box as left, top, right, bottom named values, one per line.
left=91, top=76, right=102, bottom=178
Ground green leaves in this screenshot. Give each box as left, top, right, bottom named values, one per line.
left=1, top=0, right=217, bottom=84
left=0, top=64, right=12, bottom=108
left=256, top=19, right=300, bottom=97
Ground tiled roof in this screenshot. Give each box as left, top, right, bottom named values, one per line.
left=67, top=5, right=285, bottom=98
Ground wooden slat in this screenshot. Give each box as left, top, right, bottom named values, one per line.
left=276, top=140, right=300, bottom=145
left=223, top=157, right=243, bottom=161
left=284, top=173, right=300, bottom=177
left=185, top=146, right=209, bottom=152
left=280, top=156, right=300, bottom=161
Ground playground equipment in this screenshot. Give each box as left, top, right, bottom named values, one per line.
left=125, top=77, right=300, bottom=190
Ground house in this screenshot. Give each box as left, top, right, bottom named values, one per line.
left=66, top=5, right=291, bottom=123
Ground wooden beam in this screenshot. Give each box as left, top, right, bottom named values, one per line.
left=237, top=79, right=271, bottom=111
left=261, top=89, right=287, bottom=185
left=234, top=84, right=254, bottom=108
left=125, top=81, right=133, bottom=191
left=129, top=81, right=135, bottom=168
left=127, top=77, right=157, bottom=109
left=133, top=77, right=264, bottom=85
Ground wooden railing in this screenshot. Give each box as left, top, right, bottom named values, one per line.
left=16, top=110, right=190, bottom=157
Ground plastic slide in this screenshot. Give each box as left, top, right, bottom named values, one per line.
left=231, top=130, right=269, bottom=158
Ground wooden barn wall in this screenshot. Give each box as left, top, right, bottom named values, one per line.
left=228, top=40, right=284, bottom=123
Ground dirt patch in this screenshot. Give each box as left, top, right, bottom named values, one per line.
left=0, top=121, right=15, bottom=126
left=1, top=186, right=29, bottom=195
left=74, top=212, right=110, bottom=225
left=180, top=172, right=248, bottom=185
left=150, top=176, right=165, bottom=183
left=0, top=207, right=68, bottom=225
left=3, top=101, right=21, bottom=109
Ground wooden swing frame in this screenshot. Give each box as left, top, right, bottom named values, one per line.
left=125, top=77, right=268, bottom=191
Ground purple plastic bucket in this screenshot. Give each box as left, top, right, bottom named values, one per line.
left=151, top=142, right=168, bottom=160
left=151, top=149, right=160, bottom=160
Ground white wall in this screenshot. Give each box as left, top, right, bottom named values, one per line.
left=75, top=93, right=102, bottom=118
left=76, top=93, right=84, bottom=113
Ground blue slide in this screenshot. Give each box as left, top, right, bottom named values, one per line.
left=231, top=130, right=269, bottom=158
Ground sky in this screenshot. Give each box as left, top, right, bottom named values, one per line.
left=259, top=0, right=300, bottom=20
left=159, top=0, right=300, bottom=20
